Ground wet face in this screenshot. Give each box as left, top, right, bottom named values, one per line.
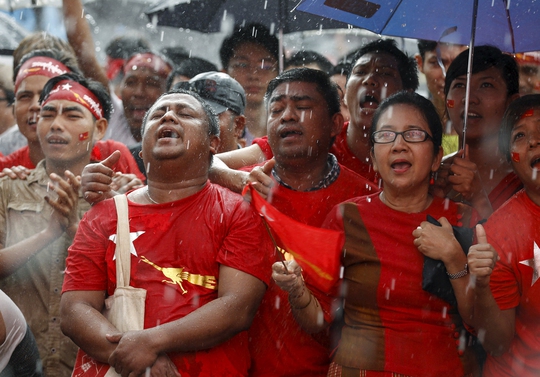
left=417, top=44, right=466, bottom=105
left=508, top=109, right=540, bottom=199
left=371, top=104, right=441, bottom=193
left=141, top=93, right=218, bottom=166
left=14, top=75, right=49, bottom=144
left=216, top=110, right=243, bottom=153
left=226, top=42, right=278, bottom=108
left=446, top=66, right=515, bottom=141
left=518, top=64, right=540, bottom=95
left=331, top=73, right=350, bottom=122
left=267, top=81, right=341, bottom=164
left=121, top=67, right=167, bottom=140
left=37, top=99, right=103, bottom=166
left=345, top=52, right=404, bottom=132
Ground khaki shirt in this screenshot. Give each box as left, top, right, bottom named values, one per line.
left=0, top=161, right=90, bottom=377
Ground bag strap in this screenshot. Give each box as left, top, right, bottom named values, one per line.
left=113, top=194, right=130, bottom=288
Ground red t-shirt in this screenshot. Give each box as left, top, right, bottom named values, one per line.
left=63, top=183, right=274, bottom=376
left=483, top=190, right=540, bottom=377
left=251, top=122, right=380, bottom=185
left=0, top=140, right=145, bottom=181
left=321, top=194, right=477, bottom=376
left=248, top=165, right=379, bottom=377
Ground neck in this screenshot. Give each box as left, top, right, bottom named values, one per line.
left=145, top=176, right=208, bottom=203
left=274, top=154, right=330, bottom=192
left=380, top=184, right=433, bottom=213
left=244, top=104, right=267, bottom=139
left=45, top=157, right=88, bottom=177
left=28, top=140, right=45, bottom=167
left=346, top=123, right=372, bottom=163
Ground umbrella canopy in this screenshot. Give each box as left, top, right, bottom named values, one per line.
left=296, top=0, right=540, bottom=53
left=0, top=12, right=28, bottom=51
left=144, top=0, right=351, bottom=34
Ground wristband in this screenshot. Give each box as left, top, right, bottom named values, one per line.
left=447, top=263, right=468, bottom=279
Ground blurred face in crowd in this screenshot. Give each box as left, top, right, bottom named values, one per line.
left=0, top=88, right=15, bottom=133
left=216, top=109, right=245, bottom=153
left=226, top=42, right=278, bottom=108
left=121, top=67, right=168, bottom=141
left=14, top=75, right=49, bottom=144
left=518, top=63, right=540, bottom=95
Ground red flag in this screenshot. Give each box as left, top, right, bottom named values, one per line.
left=248, top=185, right=344, bottom=292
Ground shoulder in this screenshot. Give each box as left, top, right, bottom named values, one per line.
left=337, top=163, right=379, bottom=192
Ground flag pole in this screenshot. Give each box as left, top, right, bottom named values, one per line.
left=260, top=215, right=290, bottom=273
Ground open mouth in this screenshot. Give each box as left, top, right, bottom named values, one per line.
left=47, top=136, right=68, bottom=145
left=391, top=161, right=412, bottom=172
left=280, top=129, right=303, bottom=138
left=158, top=128, right=180, bottom=139
left=361, top=94, right=380, bottom=110
left=530, top=156, right=540, bottom=169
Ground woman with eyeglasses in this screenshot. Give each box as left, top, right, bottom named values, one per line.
left=272, top=91, right=481, bottom=377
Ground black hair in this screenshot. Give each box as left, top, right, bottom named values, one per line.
left=370, top=91, right=443, bottom=155
left=417, top=39, right=438, bottom=59
left=265, top=67, right=341, bottom=117
left=499, top=94, right=540, bottom=162
left=105, top=34, right=151, bottom=60
left=14, top=49, right=82, bottom=84
left=142, top=89, right=220, bottom=138
left=160, top=46, right=190, bottom=66
left=444, top=45, right=519, bottom=98
left=166, top=58, right=218, bottom=91
left=330, top=62, right=352, bottom=77
left=285, top=50, right=334, bottom=74
left=349, top=39, right=419, bottom=91
left=219, top=23, right=279, bottom=69
left=40, top=72, right=112, bottom=121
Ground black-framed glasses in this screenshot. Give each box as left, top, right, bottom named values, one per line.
left=372, top=129, right=433, bottom=144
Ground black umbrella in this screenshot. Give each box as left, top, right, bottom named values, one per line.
left=144, top=0, right=352, bottom=70
left=144, top=0, right=350, bottom=33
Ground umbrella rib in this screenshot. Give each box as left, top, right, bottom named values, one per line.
left=503, top=0, right=516, bottom=52
left=379, top=0, right=404, bottom=34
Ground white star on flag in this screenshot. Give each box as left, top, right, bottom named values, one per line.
left=519, top=241, right=540, bottom=286
left=61, top=83, right=72, bottom=91
left=109, top=231, right=145, bottom=259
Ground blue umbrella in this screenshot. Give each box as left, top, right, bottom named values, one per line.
left=297, top=0, right=540, bottom=148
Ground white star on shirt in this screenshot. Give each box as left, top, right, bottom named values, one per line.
left=61, top=83, right=72, bottom=91
left=109, top=231, right=145, bottom=258
left=519, top=242, right=540, bottom=286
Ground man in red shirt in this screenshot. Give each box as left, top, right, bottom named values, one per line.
left=246, top=68, right=378, bottom=377
left=60, top=89, right=274, bottom=376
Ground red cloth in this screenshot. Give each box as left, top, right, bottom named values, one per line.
left=321, top=194, right=475, bottom=377
left=63, top=183, right=274, bottom=376
left=483, top=190, right=540, bottom=377
left=330, top=122, right=379, bottom=184
left=488, top=172, right=523, bottom=213
left=0, top=140, right=145, bottom=181
left=251, top=123, right=380, bottom=184
left=248, top=165, right=378, bottom=377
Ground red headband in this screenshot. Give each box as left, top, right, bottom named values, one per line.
left=15, top=56, right=70, bottom=92
left=515, top=52, right=540, bottom=66
left=106, top=57, right=125, bottom=80
left=123, top=53, right=172, bottom=77
left=42, top=80, right=104, bottom=120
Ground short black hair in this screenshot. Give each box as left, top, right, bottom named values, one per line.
left=444, top=45, right=519, bottom=98
left=160, top=46, right=190, bottom=66
left=142, top=89, right=220, bottom=138
left=499, top=94, right=540, bottom=162
left=14, top=49, right=82, bottom=84
left=105, top=34, right=151, bottom=60
left=166, top=58, right=218, bottom=91
left=417, top=39, right=438, bottom=59
left=40, top=72, right=112, bottom=121
left=285, top=50, right=334, bottom=74
left=370, top=91, right=443, bottom=155
left=265, top=67, right=341, bottom=117
left=330, top=62, right=352, bottom=77
left=349, top=39, right=419, bottom=91
left=219, top=23, right=279, bottom=69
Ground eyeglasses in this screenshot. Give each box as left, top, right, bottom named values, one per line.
left=371, top=129, right=433, bottom=144
left=229, top=60, right=277, bottom=73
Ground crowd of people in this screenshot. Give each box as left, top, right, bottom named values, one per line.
left=0, top=0, right=540, bottom=376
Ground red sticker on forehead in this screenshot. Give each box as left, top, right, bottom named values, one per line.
left=79, top=132, right=89, bottom=141
left=511, top=152, right=520, bottom=162
left=446, top=99, right=454, bottom=108
left=521, top=109, right=534, bottom=119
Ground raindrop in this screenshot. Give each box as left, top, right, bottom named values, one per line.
left=261, top=59, right=265, bottom=69
left=269, top=23, right=275, bottom=35
left=444, top=198, right=450, bottom=210
left=59, top=104, right=63, bottom=115
left=309, top=110, right=313, bottom=119
left=385, top=287, right=390, bottom=300
left=160, top=31, right=164, bottom=42
left=533, top=168, right=538, bottom=180
left=285, top=83, right=290, bottom=95
left=220, top=213, right=223, bottom=223
left=187, top=140, right=190, bottom=149
left=477, top=328, right=486, bottom=344
left=390, top=278, right=395, bottom=290
left=300, top=111, right=305, bottom=122
left=264, top=0, right=268, bottom=9
left=317, top=311, right=324, bottom=325
left=307, top=146, right=312, bottom=156
left=339, top=266, right=344, bottom=279
left=401, top=23, right=406, bottom=27
left=441, top=306, right=447, bottom=318
left=367, top=196, right=371, bottom=203
left=223, top=10, right=227, bottom=21
left=274, top=296, right=281, bottom=309
left=146, top=162, right=151, bottom=173
left=381, top=86, right=388, bottom=100
left=489, top=169, right=494, bottom=180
